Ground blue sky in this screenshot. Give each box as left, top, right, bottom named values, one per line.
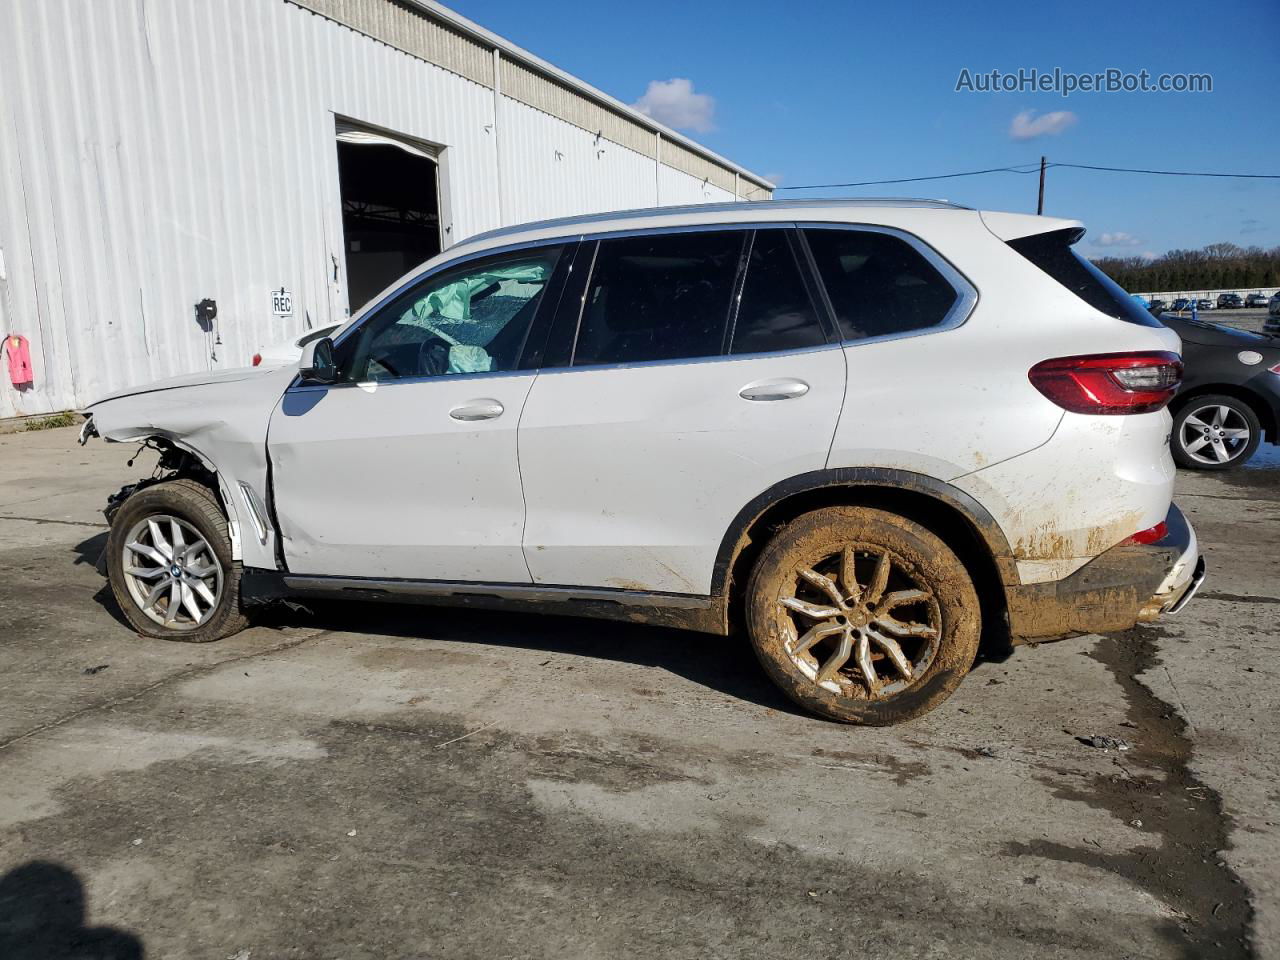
left=448, top=0, right=1280, bottom=258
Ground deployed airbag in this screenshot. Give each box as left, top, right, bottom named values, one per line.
left=447, top=345, right=494, bottom=374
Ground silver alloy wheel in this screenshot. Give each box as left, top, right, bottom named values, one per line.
left=120, top=514, right=224, bottom=630
left=1180, top=403, right=1252, bottom=465
left=778, top=545, right=941, bottom=699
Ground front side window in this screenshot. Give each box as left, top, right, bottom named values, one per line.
left=804, top=228, right=960, bottom=342
left=339, top=246, right=562, bottom=382
left=572, top=231, right=744, bottom=366
left=730, top=230, right=827, bottom=355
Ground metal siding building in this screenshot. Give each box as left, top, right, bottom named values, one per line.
left=0, top=0, right=771, bottom=418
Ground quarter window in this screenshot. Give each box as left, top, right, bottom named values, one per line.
left=339, top=246, right=561, bottom=382
left=804, top=228, right=960, bottom=341
left=730, top=230, right=827, bottom=355
left=572, top=231, right=744, bottom=366
left=1006, top=228, right=1162, bottom=328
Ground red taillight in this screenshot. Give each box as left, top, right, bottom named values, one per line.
left=1270, top=362, right=1280, bottom=375
left=1028, top=351, right=1182, bottom=414
left=252, top=353, right=262, bottom=367
left=1123, top=521, right=1168, bottom=545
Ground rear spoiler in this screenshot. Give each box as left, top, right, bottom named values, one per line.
left=980, top=210, right=1085, bottom=243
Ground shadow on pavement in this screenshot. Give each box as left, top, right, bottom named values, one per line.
left=268, top=598, right=810, bottom=717
left=71, top=533, right=134, bottom=632
left=72, top=532, right=107, bottom=568
left=73, top=526, right=805, bottom=714
left=70, top=524, right=805, bottom=713
left=0, top=861, right=142, bottom=960
left=77, top=543, right=1015, bottom=718
left=74, top=527, right=1010, bottom=716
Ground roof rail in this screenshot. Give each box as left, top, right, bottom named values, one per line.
left=462, top=197, right=972, bottom=246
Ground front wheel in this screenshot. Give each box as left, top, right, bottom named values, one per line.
left=745, top=506, right=981, bottom=725
left=105, top=478, right=249, bottom=642
left=1171, top=395, right=1261, bottom=470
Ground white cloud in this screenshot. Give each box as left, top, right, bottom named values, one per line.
left=1141, top=251, right=1158, bottom=261
left=1094, top=231, right=1142, bottom=247
left=1009, top=109, right=1078, bottom=141
left=631, top=78, right=716, bottom=133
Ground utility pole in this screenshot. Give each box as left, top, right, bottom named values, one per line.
left=1037, top=156, right=1046, bottom=215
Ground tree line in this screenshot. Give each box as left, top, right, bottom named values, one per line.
left=1092, top=242, right=1280, bottom=293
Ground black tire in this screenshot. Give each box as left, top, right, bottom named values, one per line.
left=1171, top=394, right=1261, bottom=470
left=105, top=478, right=250, bottom=642
left=745, top=506, right=981, bottom=726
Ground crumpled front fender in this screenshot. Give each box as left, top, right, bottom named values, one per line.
left=86, top=366, right=297, bottom=570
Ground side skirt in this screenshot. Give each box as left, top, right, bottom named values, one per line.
left=239, top=568, right=728, bottom=635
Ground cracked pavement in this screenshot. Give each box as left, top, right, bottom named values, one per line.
left=0, top=425, right=1276, bottom=959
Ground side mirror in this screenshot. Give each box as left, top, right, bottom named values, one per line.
left=298, top=337, right=338, bottom=385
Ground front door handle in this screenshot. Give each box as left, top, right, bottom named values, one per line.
left=739, top=378, right=810, bottom=402
left=449, top=399, right=504, bottom=421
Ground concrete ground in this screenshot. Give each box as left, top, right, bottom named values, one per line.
left=0, top=425, right=1276, bottom=960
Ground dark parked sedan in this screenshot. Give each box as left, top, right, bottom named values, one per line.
left=1217, top=293, right=1244, bottom=309
left=1161, top=314, right=1280, bottom=469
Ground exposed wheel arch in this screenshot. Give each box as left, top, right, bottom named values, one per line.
left=102, top=436, right=242, bottom=561
left=712, top=469, right=1018, bottom=645
left=1172, top=384, right=1276, bottom=442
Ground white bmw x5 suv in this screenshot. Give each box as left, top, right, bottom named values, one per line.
left=83, top=199, right=1204, bottom=725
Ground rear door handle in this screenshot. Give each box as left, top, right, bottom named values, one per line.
left=739, top=378, right=810, bottom=401
left=449, top=399, right=504, bottom=421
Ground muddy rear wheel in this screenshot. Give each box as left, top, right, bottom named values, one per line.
left=745, top=506, right=980, bottom=725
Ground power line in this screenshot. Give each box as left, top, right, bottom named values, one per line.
left=1051, top=161, right=1280, bottom=179
left=772, top=164, right=1042, bottom=191
left=773, top=161, right=1280, bottom=192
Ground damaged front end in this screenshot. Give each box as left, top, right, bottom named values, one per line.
left=81, top=363, right=297, bottom=574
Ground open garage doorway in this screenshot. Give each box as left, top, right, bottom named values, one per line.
left=336, top=121, right=442, bottom=313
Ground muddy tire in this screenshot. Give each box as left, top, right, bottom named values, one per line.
left=105, top=478, right=249, bottom=643
left=745, top=506, right=981, bottom=725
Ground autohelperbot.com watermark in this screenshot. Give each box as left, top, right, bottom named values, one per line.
left=955, top=67, right=1212, bottom=97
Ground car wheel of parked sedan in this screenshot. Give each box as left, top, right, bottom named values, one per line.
left=106, top=478, right=249, bottom=642
left=1172, top=395, right=1261, bottom=470
left=745, top=506, right=981, bottom=725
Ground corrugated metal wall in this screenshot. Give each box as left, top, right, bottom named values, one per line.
left=499, top=105, right=665, bottom=226
left=499, top=57, right=658, bottom=160
left=0, top=0, right=760, bottom=417
left=292, top=0, right=495, bottom=85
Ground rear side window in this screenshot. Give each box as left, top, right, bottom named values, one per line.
left=730, top=230, right=827, bottom=355
left=1007, top=228, right=1162, bottom=328
left=572, top=231, right=744, bottom=366
left=803, top=228, right=960, bottom=341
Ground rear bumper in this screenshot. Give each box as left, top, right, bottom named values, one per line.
left=1006, top=503, right=1203, bottom=642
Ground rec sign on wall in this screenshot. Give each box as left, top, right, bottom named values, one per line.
left=271, top=288, right=293, bottom=317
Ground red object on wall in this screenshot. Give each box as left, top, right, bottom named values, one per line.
left=6, top=334, right=33, bottom=387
